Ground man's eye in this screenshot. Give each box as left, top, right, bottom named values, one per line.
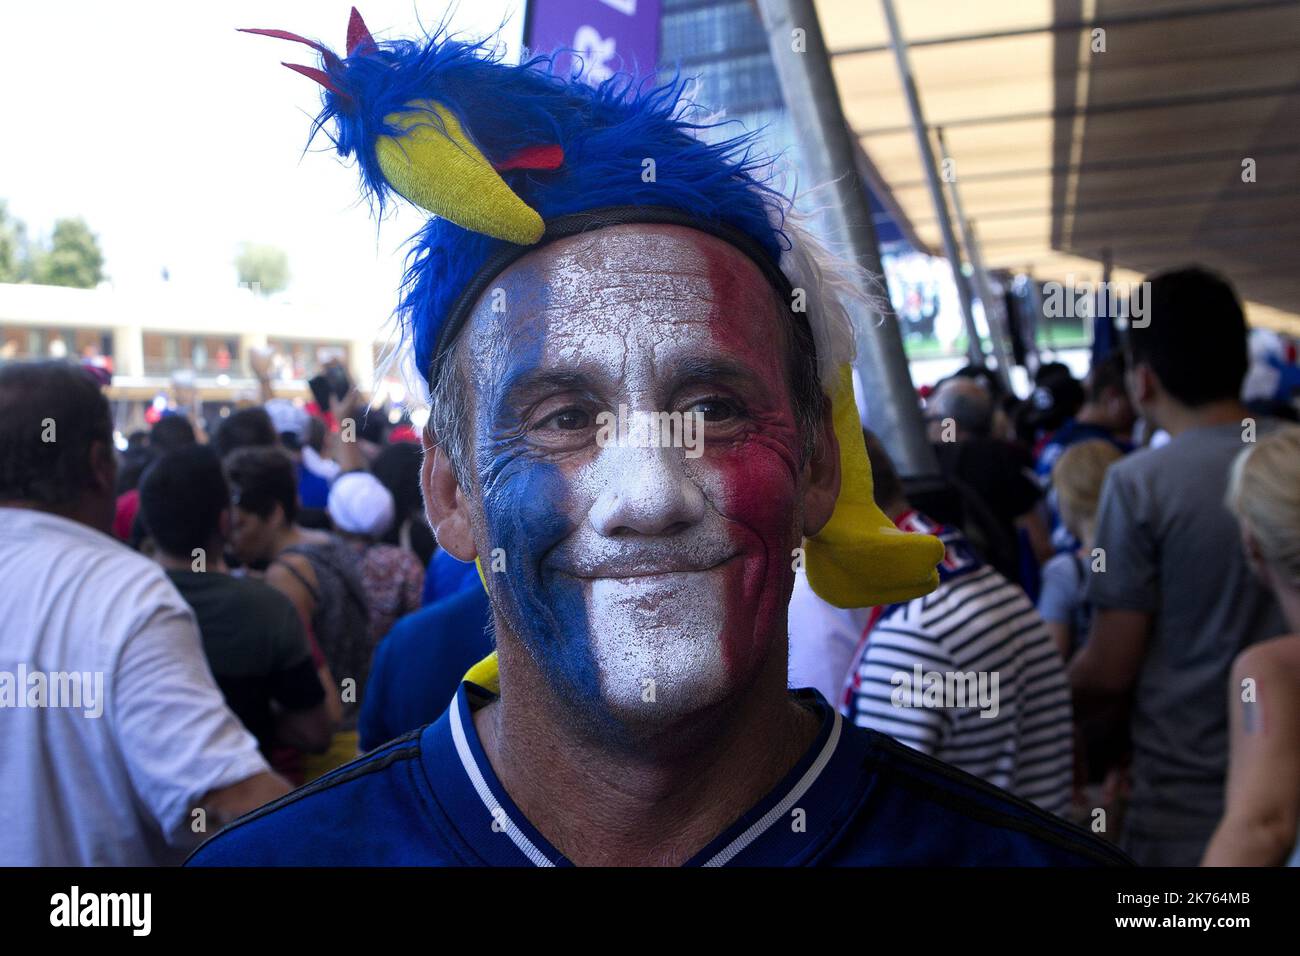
left=540, top=408, right=592, bottom=431
left=688, top=399, right=736, bottom=423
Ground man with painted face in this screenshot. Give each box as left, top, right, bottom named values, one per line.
left=190, top=11, right=1128, bottom=867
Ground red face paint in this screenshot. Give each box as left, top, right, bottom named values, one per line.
left=699, top=243, right=805, bottom=680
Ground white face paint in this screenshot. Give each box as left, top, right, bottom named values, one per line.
left=466, top=225, right=807, bottom=726
left=541, top=235, right=739, bottom=720
left=587, top=574, right=728, bottom=717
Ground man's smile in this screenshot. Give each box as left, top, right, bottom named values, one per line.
left=547, top=551, right=740, bottom=583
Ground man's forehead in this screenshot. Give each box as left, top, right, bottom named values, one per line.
left=525, top=223, right=764, bottom=281
left=463, top=224, right=786, bottom=371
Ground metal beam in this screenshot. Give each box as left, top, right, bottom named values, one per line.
left=830, top=0, right=1300, bottom=56
left=1023, top=275, right=1043, bottom=375
left=936, top=127, right=1013, bottom=393
left=879, top=0, right=985, bottom=369
left=978, top=228, right=1300, bottom=253
left=965, top=219, right=1018, bottom=394
left=755, top=0, right=940, bottom=478
left=887, top=142, right=1300, bottom=190
left=907, top=182, right=1300, bottom=226
left=855, top=82, right=1300, bottom=136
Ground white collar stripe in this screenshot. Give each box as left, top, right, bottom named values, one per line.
left=701, top=710, right=843, bottom=867
left=449, top=697, right=555, bottom=868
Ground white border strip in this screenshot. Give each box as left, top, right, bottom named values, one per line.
left=450, top=697, right=554, bottom=867
left=701, top=710, right=843, bottom=867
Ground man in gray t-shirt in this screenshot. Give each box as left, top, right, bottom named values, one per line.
left=1070, top=268, right=1286, bottom=866
left=1085, top=425, right=1284, bottom=859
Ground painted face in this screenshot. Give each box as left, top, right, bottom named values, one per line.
left=461, top=225, right=807, bottom=727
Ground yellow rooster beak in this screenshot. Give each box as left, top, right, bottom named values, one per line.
left=803, top=365, right=943, bottom=608
left=375, top=100, right=545, bottom=245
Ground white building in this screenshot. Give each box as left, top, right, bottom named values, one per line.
left=0, top=281, right=390, bottom=420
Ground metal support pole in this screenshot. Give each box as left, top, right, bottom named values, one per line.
left=1023, top=265, right=1042, bottom=375
left=1024, top=271, right=1045, bottom=367
left=965, top=220, right=1017, bottom=394
left=1095, top=246, right=1117, bottom=365
left=756, top=0, right=938, bottom=477
left=935, top=127, right=1015, bottom=393
left=880, top=0, right=985, bottom=369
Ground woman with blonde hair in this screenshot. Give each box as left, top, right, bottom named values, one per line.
left=1038, top=439, right=1125, bottom=660
left=1204, top=426, right=1300, bottom=866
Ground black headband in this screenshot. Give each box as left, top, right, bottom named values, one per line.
left=430, top=204, right=806, bottom=384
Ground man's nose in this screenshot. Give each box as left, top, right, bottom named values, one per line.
left=588, top=439, right=706, bottom=538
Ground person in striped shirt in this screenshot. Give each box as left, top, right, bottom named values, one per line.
left=844, top=431, right=1075, bottom=816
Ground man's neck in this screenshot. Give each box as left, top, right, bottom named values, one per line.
left=473, top=634, right=821, bottom=866
left=1154, top=397, right=1249, bottom=438
left=154, top=542, right=229, bottom=575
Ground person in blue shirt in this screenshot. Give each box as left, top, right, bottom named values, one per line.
left=358, top=578, right=491, bottom=752
left=1035, top=353, right=1135, bottom=552
left=1035, top=353, right=1135, bottom=488
left=420, top=546, right=482, bottom=607
left=192, top=13, right=1129, bottom=867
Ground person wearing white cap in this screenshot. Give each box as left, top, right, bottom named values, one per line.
left=328, top=472, right=395, bottom=538
left=329, top=472, right=424, bottom=650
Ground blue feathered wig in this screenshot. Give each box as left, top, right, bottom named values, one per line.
left=243, top=8, right=794, bottom=386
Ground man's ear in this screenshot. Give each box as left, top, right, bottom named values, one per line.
left=1129, top=362, right=1158, bottom=408
left=801, top=397, right=841, bottom=538
left=87, top=439, right=116, bottom=496
left=421, top=426, right=477, bottom=561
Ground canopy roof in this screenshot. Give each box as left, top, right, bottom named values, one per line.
left=818, top=0, right=1300, bottom=335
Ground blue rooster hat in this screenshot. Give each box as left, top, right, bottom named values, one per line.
left=244, top=7, right=944, bottom=618
left=243, top=7, right=791, bottom=387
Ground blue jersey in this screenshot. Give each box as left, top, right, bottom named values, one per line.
left=420, top=549, right=482, bottom=607
left=188, top=682, right=1129, bottom=867
left=357, top=585, right=493, bottom=752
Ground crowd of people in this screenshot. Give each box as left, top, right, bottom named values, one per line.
left=0, top=341, right=480, bottom=862
left=1, top=264, right=1295, bottom=867
left=2, top=2, right=1298, bottom=867
left=792, top=267, right=1300, bottom=867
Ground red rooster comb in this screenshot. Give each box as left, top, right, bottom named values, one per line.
left=238, top=6, right=375, bottom=103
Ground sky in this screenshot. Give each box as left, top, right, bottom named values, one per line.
left=0, top=1, right=523, bottom=319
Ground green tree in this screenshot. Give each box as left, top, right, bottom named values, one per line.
left=30, top=217, right=105, bottom=289
left=0, top=201, right=29, bottom=283
left=235, top=242, right=290, bottom=296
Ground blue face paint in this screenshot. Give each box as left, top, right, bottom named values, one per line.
left=466, top=270, right=607, bottom=720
